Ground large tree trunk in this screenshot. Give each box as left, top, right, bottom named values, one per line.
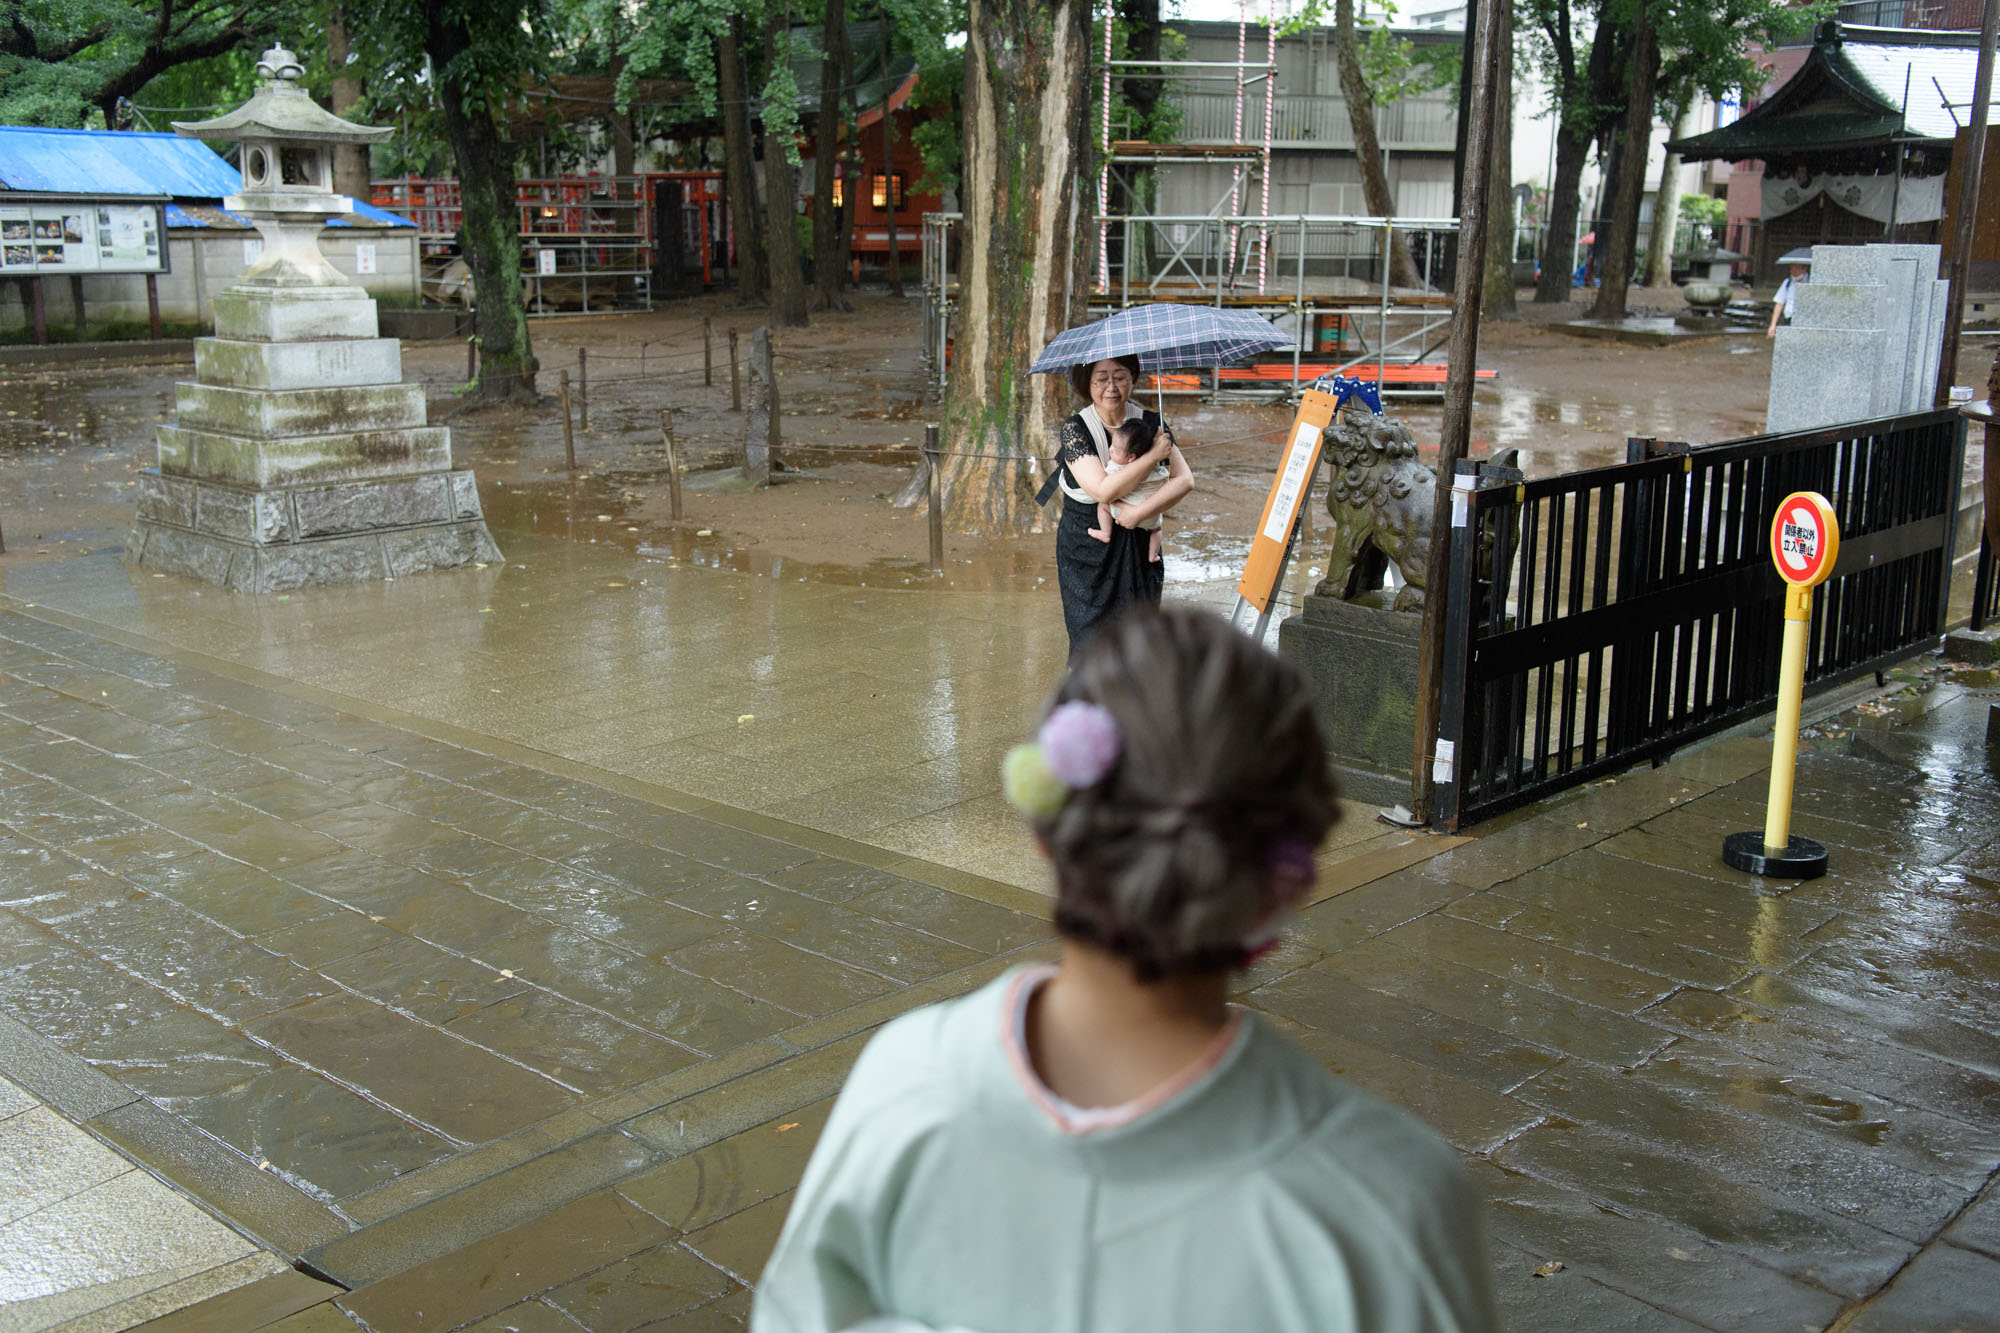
left=1333, top=0, right=1419, bottom=289
left=1481, top=0, right=1517, bottom=319
left=812, top=0, right=851, bottom=311
left=941, top=0, right=1092, bottom=534
left=424, top=0, right=537, bottom=402
left=763, top=5, right=811, bottom=327
left=879, top=18, right=902, bottom=296
left=1535, top=131, right=1589, bottom=303
left=719, top=19, right=768, bottom=304
left=1645, top=100, right=1688, bottom=288
left=1590, top=2, right=1659, bottom=321
left=1534, top=3, right=1622, bottom=305
left=326, top=7, right=370, bottom=203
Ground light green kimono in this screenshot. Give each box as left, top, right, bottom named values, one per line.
left=754, top=967, right=1497, bottom=1333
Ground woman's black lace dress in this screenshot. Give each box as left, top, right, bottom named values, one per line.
left=1055, top=410, right=1166, bottom=657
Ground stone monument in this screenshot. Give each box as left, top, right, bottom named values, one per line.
left=125, top=45, right=501, bottom=592
left=1766, top=243, right=1950, bottom=433
left=1277, top=405, right=1516, bottom=803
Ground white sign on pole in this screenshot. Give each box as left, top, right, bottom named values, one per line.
left=1261, top=421, right=1323, bottom=543
left=355, top=242, right=377, bottom=275
left=537, top=248, right=557, bottom=276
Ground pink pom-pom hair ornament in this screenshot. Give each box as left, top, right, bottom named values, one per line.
left=1037, top=702, right=1122, bottom=788
left=1001, top=701, right=1123, bottom=818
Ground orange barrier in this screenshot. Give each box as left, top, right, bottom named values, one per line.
left=1142, top=364, right=1496, bottom=390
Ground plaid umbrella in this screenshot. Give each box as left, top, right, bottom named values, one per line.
left=1029, top=303, right=1290, bottom=374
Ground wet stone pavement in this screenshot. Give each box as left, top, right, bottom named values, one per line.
left=0, top=599, right=1997, bottom=1330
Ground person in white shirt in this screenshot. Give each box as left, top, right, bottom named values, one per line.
left=1766, top=259, right=1809, bottom=336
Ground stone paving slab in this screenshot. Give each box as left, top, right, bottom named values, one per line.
left=1, top=601, right=1998, bottom=1329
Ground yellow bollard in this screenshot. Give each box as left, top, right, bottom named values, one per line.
left=1723, top=490, right=1839, bottom=880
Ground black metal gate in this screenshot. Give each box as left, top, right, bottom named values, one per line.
left=1434, top=409, right=1967, bottom=830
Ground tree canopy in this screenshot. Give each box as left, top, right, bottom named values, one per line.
left=0, top=0, right=282, bottom=127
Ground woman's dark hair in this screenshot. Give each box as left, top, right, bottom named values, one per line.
left=1068, top=354, right=1142, bottom=402
left=1110, top=419, right=1155, bottom=459
left=1036, top=606, right=1339, bottom=979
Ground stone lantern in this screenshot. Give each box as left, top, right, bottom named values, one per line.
left=126, top=44, right=501, bottom=592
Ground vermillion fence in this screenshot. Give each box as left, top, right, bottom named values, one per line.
left=1434, top=409, right=1967, bottom=830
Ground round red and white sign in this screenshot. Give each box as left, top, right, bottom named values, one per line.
left=1769, top=490, right=1840, bottom=587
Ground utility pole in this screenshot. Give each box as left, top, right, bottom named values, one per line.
left=1411, top=0, right=1501, bottom=825
left=1936, top=0, right=1997, bottom=405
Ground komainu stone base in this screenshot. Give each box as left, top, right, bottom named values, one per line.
left=1277, top=593, right=1421, bottom=806
left=126, top=469, right=502, bottom=593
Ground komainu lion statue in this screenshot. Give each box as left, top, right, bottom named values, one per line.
left=1314, top=409, right=1516, bottom=612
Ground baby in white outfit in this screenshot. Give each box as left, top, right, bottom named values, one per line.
left=1090, top=418, right=1168, bottom=563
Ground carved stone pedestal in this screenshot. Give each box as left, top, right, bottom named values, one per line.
left=1277, top=593, right=1421, bottom=805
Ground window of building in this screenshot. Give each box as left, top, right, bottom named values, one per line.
left=872, top=173, right=904, bottom=210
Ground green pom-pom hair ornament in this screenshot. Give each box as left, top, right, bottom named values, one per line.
left=1002, top=701, right=1122, bottom=818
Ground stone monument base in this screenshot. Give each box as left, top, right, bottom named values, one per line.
left=1277, top=593, right=1421, bottom=806
left=126, top=469, right=502, bottom=593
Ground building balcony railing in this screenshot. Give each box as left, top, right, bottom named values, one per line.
left=1170, top=91, right=1455, bottom=151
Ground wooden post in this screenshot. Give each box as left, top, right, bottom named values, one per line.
left=468, top=335, right=478, bottom=382
left=925, top=423, right=944, bottom=575
left=661, top=408, right=684, bottom=520
left=1935, top=0, right=1997, bottom=405
left=729, top=330, right=741, bottom=411
left=29, top=277, right=46, bottom=346
left=704, top=316, right=714, bottom=386
left=560, top=369, right=577, bottom=472
left=1411, top=0, right=1501, bottom=825
left=69, top=275, right=85, bottom=339
left=145, top=273, right=161, bottom=340
left=578, top=346, right=589, bottom=431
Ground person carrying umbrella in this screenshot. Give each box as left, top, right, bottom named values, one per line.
left=1032, top=305, right=1289, bottom=657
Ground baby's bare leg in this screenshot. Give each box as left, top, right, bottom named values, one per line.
left=1089, top=502, right=1113, bottom=543
left=1149, top=524, right=1163, bottom=562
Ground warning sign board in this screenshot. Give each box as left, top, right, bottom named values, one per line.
left=1236, top=385, right=1338, bottom=614
left=1769, top=490, right=1839, bottom=588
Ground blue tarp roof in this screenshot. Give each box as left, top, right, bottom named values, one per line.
left=0, top=125, right=412, bottom=227
left=0, top=125, right=239, bottom=196
left=164, top=199, right=415, bottom=229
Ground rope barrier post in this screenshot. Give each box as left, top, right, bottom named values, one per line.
left=661, top=408, right=684, bottom=521
left=704, top=317, right=714, bottom=386
left=729, top=329, right=741, bottom=412
left=925, top=423, right=944, bottom=575
left=577, top=347, right=589, bottom=432
left=560, top=369, right=577, bottom=473
left=467, top=334, right=478, bottom=383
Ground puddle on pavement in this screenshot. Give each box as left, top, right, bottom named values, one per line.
left=476, top=468, right=1253, bottom=594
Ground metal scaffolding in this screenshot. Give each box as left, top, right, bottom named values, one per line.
left=922, top=211, right=1464, bottom=402
left=1099, top=0, right=1276, bottom=295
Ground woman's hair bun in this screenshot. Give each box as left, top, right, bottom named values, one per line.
left=1036, top=607, right=1338, bottom=978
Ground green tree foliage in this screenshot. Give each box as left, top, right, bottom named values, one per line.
left=0, top=0, right=280, bottom=127
left=1680, top=192, right=1726, bottom=228
left=346, top=0, right=549, bottom=401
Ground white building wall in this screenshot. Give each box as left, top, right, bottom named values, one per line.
left=0, top=228, right=421, bottom=335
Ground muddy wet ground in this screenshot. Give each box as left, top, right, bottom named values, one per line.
left=5, top=288, right=1987, bottom=580
left=1, top=297, right=1998, bottom=1329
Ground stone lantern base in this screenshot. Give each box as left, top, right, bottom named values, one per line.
left=126, top=282, right=502, bottom=593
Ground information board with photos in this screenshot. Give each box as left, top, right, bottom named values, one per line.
left=0, top=201, right=166, bottom=274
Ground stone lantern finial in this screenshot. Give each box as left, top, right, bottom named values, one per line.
left=254, top=45, right=305, bottom=83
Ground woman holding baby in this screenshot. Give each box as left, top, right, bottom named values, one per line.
left=1053, top=356, right=1195, bottom=657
